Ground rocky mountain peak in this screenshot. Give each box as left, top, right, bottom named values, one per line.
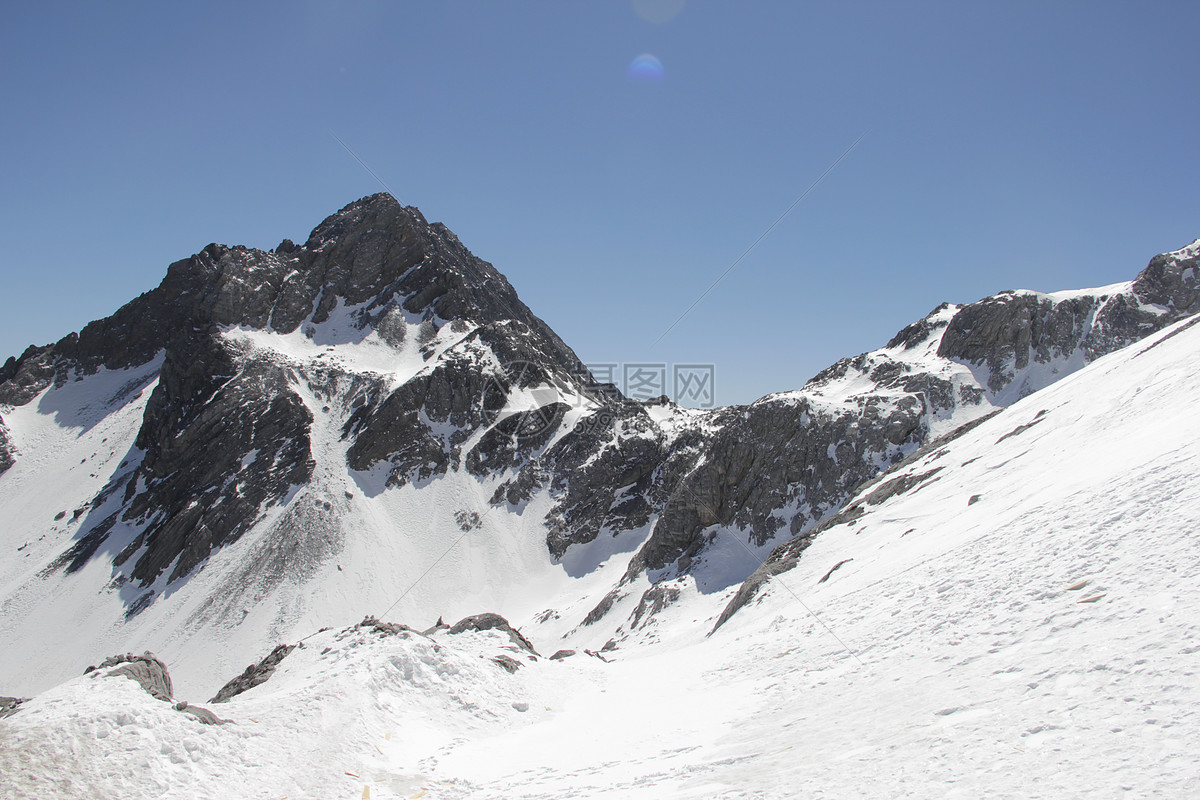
left=1132, top=237, right=1200, bottom=313
left=153, top=192, right=528, bottom=335
left=0, top=195, right=577, bottom=405
left=1, top=195, right=605, bottom=595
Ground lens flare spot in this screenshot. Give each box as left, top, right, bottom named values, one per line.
left=627, top=53, right=664, bottom=83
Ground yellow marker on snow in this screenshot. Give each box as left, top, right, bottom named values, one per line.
left=410, top=791, right=427, bottom=799
left=385, top=732, right=392, bottom=740
left=1066, top=579, right=1089, bottom=591
left=362, top=787, right=370, bottom=799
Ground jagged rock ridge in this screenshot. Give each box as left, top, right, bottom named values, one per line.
left=4, top=195, right=605, bottom=595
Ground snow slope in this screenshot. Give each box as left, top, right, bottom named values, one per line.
left=4, top=310, right=1198, bottom=798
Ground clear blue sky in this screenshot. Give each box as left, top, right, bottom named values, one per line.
left=2, top=1, right=1197, bottom=405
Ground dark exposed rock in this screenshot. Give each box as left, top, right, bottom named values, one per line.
left=0, top=421, right=14, bottom=477
left=582, top=589, right=626, bottom=627
left=627, top=391, right=928, bottom=578
left=537, top=405, right=682, bottom=560
left=1133, top=313, right=1200, bottom=357
left=861, top=467, right=943, bottom=507
left=210, top=643, right=296, bottom=703
left=357, top=615, right=417, bottom=637
left=938, top=243, right=1199, bottom=396
left=886, top=303, right=954, bottom=349
left=491, top=655, right=523, bottom=673
left=817, top=559, right=853, bottom=584
left=711, top=409, right=1006, bottom=632
left=8, top=194, right=603, bottom=599
left=455, top=510, right=482, bottom=532
left=175, top=701, right=229, bottom=725
left=88, top=652, right=173, bottom=701
left=347, top=321, right=595, bottom=489
left=0, top=696, right=28, bottom=718
left=0, top=345, right=57, bottom=407
left=629, top=584, right=681, bottom=630
left=709, top=531, right=818, bottom=634
left=624, top=242, right=1200, bottom=631
left=448, top=613, right=538, bottom=655
left=548, top=649, right=576, bottom=660
left=996, top=409, right=1047, bottom=444
left=111, top=336, right=316, bottom=585
left=1132, top=245, right=1200, bottom=314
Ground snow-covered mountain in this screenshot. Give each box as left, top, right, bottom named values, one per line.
left=0, top=193, right=1196, bottom=709
left=4, top=268, right=1199, bottom=799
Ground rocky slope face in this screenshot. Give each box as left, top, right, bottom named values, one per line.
left=0, top=421, right=13, bottom=477
left=705, top=243, right=1200, bottom=631
left=0, top=193, right=1195, bottom=691
left=3, top=195, right=608, bottom=594
left=616, top=242, right=1199, bottom=585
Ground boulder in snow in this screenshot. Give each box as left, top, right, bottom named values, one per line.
left=86, top=652, right=173, bottom=701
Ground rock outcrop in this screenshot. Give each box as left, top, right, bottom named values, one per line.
left=448, top=613, right=539, bottom=655
left=0, top=421, right=13, bottom=477
left=87, top=652, right=174, bottom=701
left=210, top=643, right=296, bottom=703
left=0, top=696, right=28, bottom=718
